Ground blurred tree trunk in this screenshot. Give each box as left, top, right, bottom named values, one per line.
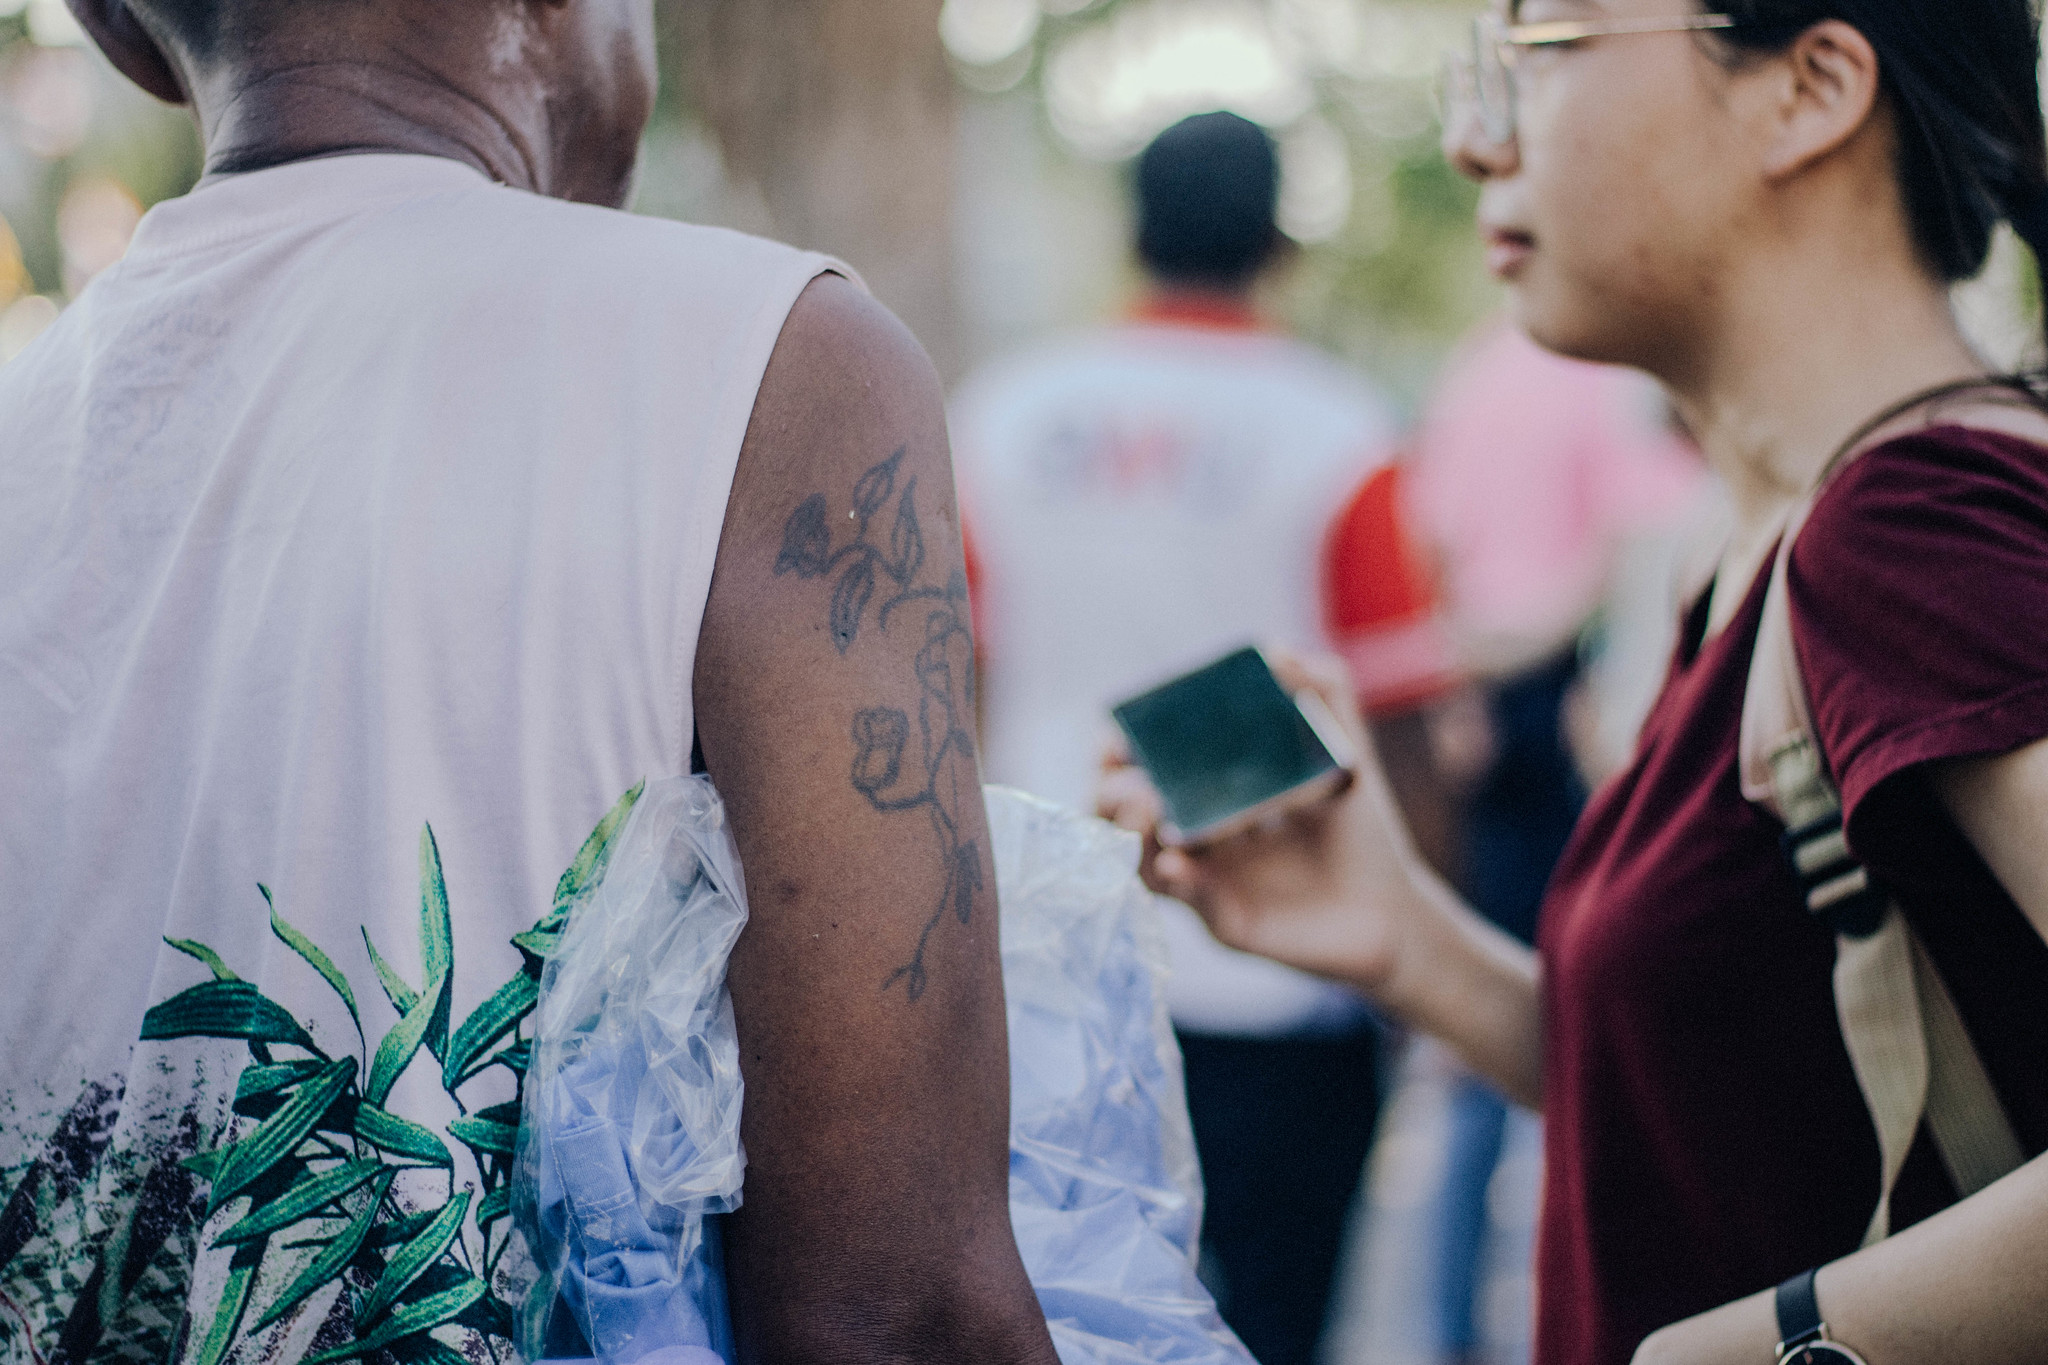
left=664, top=0, right=961, bottom=380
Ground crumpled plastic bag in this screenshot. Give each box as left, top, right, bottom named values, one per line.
left=515, top=776, right=1252, bottom=1365
left=990, top=786, right=1247, bottom=1363
left=515, top=777, right=744, bottom=1365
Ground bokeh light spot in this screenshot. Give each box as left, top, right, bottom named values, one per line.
left=0, top=293, right=58, bottom=362
left=1278, top=114, right=1350, bottom=243
left=3, top=43, right=94, bottom=158
left=942, top=0, right=1043, bottom=68
left=1043, top=0, right=1312, bottom=160
left=58, top=175, right=142, bottom=295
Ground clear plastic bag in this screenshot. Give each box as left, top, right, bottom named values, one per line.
left=987, top=786, right=1249, bottom=1363
left=515, top=778, right=745, bottom=1365
left=516, top=776, right=1252, bottom=1365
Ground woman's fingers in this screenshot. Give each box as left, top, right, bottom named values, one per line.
left=1147, top=845, right=1202, bottom=902
left=1265, top=648, right=1351, bottom=704
left=1096, top=762, right=1199, bottom=908
left=1096, top=762, right=1162, bottom=831
left=1264, top=649, right=1371, bottom=752
left=1152, top=845, right=1262, bottom=944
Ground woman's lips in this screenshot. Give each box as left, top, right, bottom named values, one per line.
left=1483, top=227, right=1536, bottom=279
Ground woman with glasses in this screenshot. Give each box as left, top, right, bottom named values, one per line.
left=1106, top=2, right=2048, bottom=1362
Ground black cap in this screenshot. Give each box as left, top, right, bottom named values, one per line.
left=1135, top=111, right=1281, bottom=289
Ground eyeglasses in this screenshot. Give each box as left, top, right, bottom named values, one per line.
left=1442, top=13, right=1738, bottom=147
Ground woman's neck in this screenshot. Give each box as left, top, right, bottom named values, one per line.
left=1665, top=247, right=1986, bottom=630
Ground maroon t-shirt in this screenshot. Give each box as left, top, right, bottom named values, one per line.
left=1535, top=426, right=2048, bottom=1365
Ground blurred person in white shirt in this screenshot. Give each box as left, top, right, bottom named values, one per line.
left=952, top=111, right=1458, bottom=1365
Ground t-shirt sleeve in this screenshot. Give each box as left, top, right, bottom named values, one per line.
left=1789, top=427, right=2048, bottom=834
left=1321, top=461, right=1459, bottom=715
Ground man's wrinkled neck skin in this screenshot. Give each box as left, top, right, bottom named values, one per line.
left=65, top=0, right=654, bottom=208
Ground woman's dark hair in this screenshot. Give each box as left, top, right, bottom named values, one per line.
left=1714, top=0, right=2047, bottom=333
left=1133, top=112, right=1282, bottom=289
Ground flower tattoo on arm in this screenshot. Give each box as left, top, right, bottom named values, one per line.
left=773, top=446, right=983, bottom=1002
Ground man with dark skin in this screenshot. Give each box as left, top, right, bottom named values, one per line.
left=54, top=0, right=1063, bottom=1359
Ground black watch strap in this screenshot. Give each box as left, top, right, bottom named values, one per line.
left=1776, top=1268, right=1824, bottom=1349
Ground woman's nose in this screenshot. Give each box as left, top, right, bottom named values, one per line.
left=1443, top=115, right=1520, bottom=184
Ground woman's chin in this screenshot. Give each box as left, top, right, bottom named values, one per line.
left=1509, top=292, right=1649, bottom=371
left=1505, top=292, right=1586, bottom=361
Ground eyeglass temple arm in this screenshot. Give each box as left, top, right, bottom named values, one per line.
left=1501, top=14, right=1736, bottom=45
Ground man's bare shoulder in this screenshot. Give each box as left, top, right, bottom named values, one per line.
left=717, top=273, right=951, bottom=544
left=750, top=273, right=938, bottom=425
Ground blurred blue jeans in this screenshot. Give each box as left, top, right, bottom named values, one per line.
left=1431, top=1070, right=1510, bottom=1356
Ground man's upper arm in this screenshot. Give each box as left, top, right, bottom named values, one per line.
left=692, top=275, right=1054, bottom=1363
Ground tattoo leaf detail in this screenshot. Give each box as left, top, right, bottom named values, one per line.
left=774, top=447, right=984, bottom=1001
left=829, top=556, right=877, bottom=654
left=775, top=495, right=832, bottom=579
left=951, top=843, right=983, bottom=927
left=852, top=446, right=903, bottom=524
left=888, top=483, right=924, bottom=585
left=851, top=708, right=909, bottom=796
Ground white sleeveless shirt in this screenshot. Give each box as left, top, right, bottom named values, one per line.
left=0, top=155, right=833, bottom=1365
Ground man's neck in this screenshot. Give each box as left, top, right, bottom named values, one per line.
left=191, top=53, right=548, bottom=196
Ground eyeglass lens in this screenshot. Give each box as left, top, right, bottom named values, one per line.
left=1440, top=18, right=1517, bottom=146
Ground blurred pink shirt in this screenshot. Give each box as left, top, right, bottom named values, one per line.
left=1408, top=321, right=1705, bottom=648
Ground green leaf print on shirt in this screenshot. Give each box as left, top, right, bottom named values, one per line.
left=101, top=783, right=644, bottom=1365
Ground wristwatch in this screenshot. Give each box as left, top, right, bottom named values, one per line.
left=1775, top=1269, right=1870, bottom=1364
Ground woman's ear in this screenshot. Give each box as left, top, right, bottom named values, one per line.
left=1759, top=19, right=1882, bottom=181
left=63, top=0, right=188, bottom=105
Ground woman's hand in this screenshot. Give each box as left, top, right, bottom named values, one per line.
left=1096, top=654, right=1431, bottom=994
left=1097, top=651, right=1547, bottom=1106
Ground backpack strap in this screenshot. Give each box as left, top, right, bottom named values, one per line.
left=1738, top=384, right=2038, bottom=1244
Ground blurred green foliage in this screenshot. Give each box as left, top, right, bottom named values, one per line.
left=1286, top=135, right=1492, bottom=401
left=0, top=16, right=202, bottom=298
left=1, top=0, right=1493, bottom=398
